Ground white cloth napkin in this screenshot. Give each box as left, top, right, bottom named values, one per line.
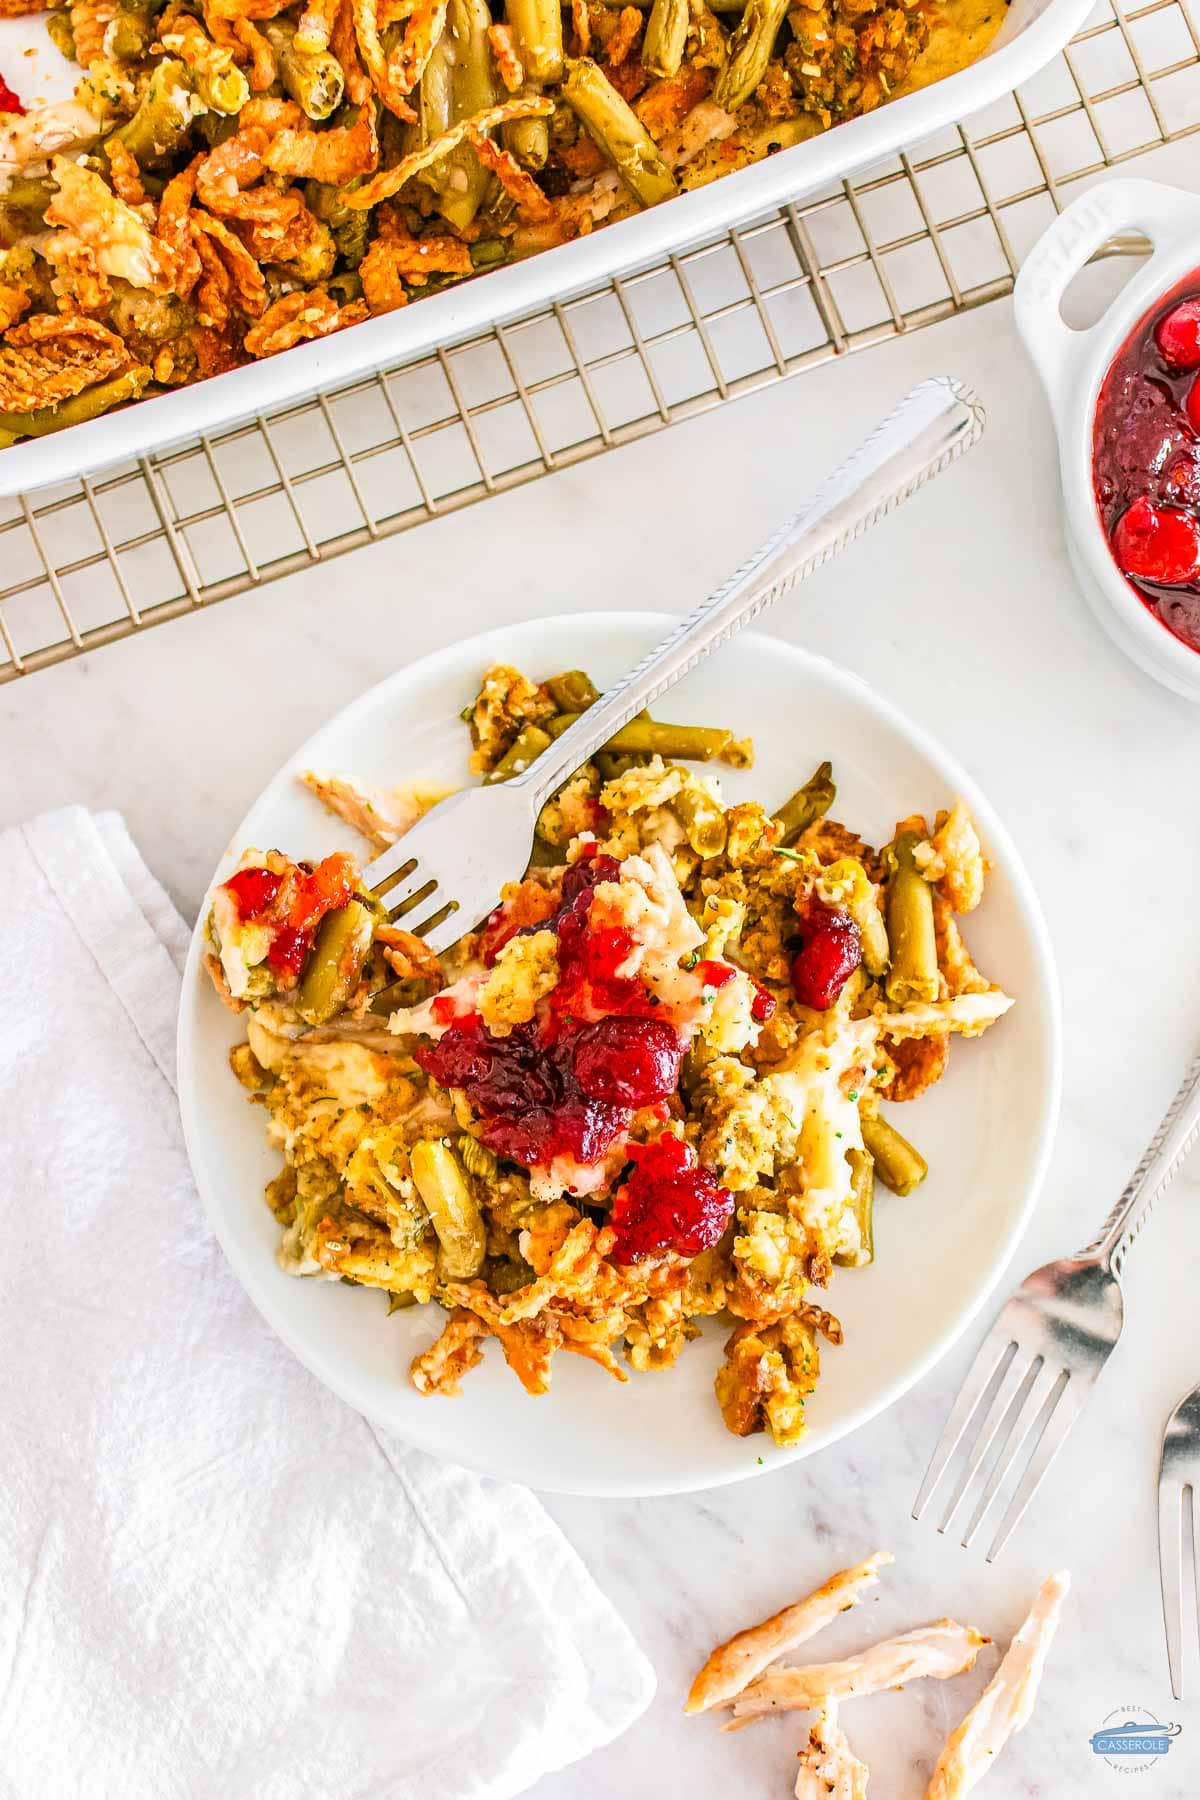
left=0, top=807, right=654, bottom=1800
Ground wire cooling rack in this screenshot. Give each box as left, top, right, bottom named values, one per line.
left=2, top=0, right=1197, bottom=682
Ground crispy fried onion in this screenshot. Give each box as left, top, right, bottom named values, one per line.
left=196, top=126, right=308, bottom=237
left=351, top=0, right=417, bottom=122
left=294, top=0, right=340, bottom=51
left=331, top=0, right=372, bottom=104
left=242, top=287, right=368, bottom=356
left=154, top=154, right=204, bottom=298
left=361, top=207, right=470, bottom=306
left=389, top=0, right=449, bottom=97
left=468, top=132, right=554, bottom=222
left=341, top=94, right=553, bottom=207
left=0, top=283, right=30, bottom=334
left=0, top=312, right=132, bottom=413
left=191, top=210, right=267, bottom=320
left=69, top=0, right=115, bottom=70
left=487, top=22, right=524, bottom=91
left=233, top=16, right=276, bottom=87
left=46, top=157, right=179, bottom=294
left=103, top=135, right=150, bottom=211
left=263, top=105, right=378, bottom=183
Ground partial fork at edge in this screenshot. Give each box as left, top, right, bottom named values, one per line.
left=914, top=1042, right=1200, bottom=1564
left=359, top=376, right=985, bottom=947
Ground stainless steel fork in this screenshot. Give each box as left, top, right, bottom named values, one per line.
left=1160, top=1370, right=1200, bottom=1697
left=359, top=377, right=984, bottom=940
left=914, top=1045, right=1200, bottom=1564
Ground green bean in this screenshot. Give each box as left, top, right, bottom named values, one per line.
left=387, top=1290, right=418, bottom=1312
left=199, top=109, right=240, bottom=149
left=411, top=1138, right=487, bottom=1279
left=835, top=1146, right=874, bottom=1266
left=457, top=1134, right=499, bottom=1181
left=46, top=10, right=76, bottom=56
left=263, top=18, right=344, bottom=120
left=118, top=60, right=199, bottom=166
left=0, top=428, right=19, bottom=451
left=594, top=0, right=745, bottom=9
left=671, top=783, right=728, bottom=857
left=368, top=972, right=439, bottom=1013
left=0, top=366, right=152, bottom=440
left=0, top=175, right=55, bottom=215
left=502, top=111, right=549, bottom=171
left=489, top=1255, right=535, bottom=1295
left=470, top=236, right=510, bottom=269
left=327, top=269, right=364, bottom=303
left=773, top=760, right=835, bottom=846
left=883, top=829, right=939, bottom=1006
left=484, top=723, right=554, bottom=782
left=110, top=2, right=157, bottom=61
left=563, top=58, right=678, bottom=208
left=545, top=669, right=600, bottom=713
left=306, top=178, right=370, bottom=265
left=295, top=897, right=375, bottom=1025
left=713, top=0, right=790, bottom=111
left=507, top=0, right=563, bottom=83
left=818, top=857, right=888, bottom=976
left=862, top=1111, right=927, bottom=1197
left=606, top=718, right=731, bottom=760
left=642, top=0, right=688, bottom=76
left=414, top=0, right=498, bottom=230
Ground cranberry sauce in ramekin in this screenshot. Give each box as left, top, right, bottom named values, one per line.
left=1092, top=273, right=1200, bottom=653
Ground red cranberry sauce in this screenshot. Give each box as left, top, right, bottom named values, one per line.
left=221, top=853, right=357, bottom=979
left=789, top=901, right=862, bottom=1011
left=1093, top=275, right=1200, bottom=651
left=608, top=1134, right=734, bottom=1263
left=0, top=76, right=25, bottom=115
left=417, top=853, right=692, bottom=1174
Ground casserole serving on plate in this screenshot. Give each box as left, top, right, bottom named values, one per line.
left=0, top=0, right=1092, bottom=496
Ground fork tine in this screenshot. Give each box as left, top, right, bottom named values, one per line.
left=412, top=900, right=462, bottom=953
left=1159, top=1476, right=1185, bottom=1700
left=362, top=837, right=422, bottom=893
left=379, top=868, right=439, bottom=922
left=936, top=1345, right=1034, bottom=1535
left=959, top=1360, right=1065, bottom=1549
left=912, top=1327, right=1018, bottom=1521
left=985, top=1372, right=1082, bottom=1561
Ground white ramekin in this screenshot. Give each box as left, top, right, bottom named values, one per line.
left=1014, top=177, right=1200, bottom=702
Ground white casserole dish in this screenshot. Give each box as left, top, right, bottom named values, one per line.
left=1, top=0, right=1093, bottom=496
left=1015, top=177, right=1200, bottom=702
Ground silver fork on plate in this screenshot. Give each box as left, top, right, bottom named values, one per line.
left=360, top=375, right=984, bottom=938
left=914, top=1045, right=1200, bottom=1564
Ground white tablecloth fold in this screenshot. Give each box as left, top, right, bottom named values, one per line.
left=0, top=807, right=654, bottom=1800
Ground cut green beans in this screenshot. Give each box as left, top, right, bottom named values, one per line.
left=884, top=829, right=939, bottom=1005
left=506, top=0, right=564, bottom=83
left=295, top=897, right=375, bottom=1025
left=835, top=1147, right=874, bottom=1265
left=773, top=761, right=835, bottom=845
left=642, top=0, right=689, bottom=74
left=117, top=60, right=199, bottom=166
left=411, top=1138, right=487, bottom=1278
left=545, top=669, right=600, bottom=712
left=671, top=784, right=728, bottom=857
left=862, top=1112, right=927, bottom=1197
left=562, top=58, right=678, bottom=208
left=485, top=723, right=554, bottom=781
left=264, top=18, right=344, bottom=120
left=713, top=0, right=790, bottom=110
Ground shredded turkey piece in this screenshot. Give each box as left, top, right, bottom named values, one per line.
left=46, top=157, right=178, bottom=293
left=726, top=1620, right=989, bottom=1727
left=686, top=1552, right=893, bottom=1713
left=795, top=1700, right=870, bottom=1800
left=924, top=1572, right=1069, bottom=1800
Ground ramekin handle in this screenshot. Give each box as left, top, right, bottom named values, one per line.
left=1014, top=179, right=1200, bottom=424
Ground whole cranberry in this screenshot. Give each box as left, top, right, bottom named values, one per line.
left=1155, top=298, right=1200, bottom=370
left=790, top=903, right=862, bottom=1011
left=1112, top=496, right=1200, bottom=586
left=1186, top=374, right=1200, bottom=435
left=572, top=1016, right=683, bottom=1106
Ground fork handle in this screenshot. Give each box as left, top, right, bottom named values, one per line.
left=508, top=376, right=985, bottom=812
left=1081, top=1044, right=1200, bottom=1275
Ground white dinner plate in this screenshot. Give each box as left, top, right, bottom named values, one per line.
left=178, top=612, right=1061, bottom=1497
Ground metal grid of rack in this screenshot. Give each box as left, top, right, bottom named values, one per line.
left=2, top=0, right=1196, bottom=682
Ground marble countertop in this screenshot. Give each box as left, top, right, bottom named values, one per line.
left=5, top=159, right=1200, bottom=1799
